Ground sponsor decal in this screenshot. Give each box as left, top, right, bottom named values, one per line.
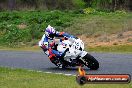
left=76, top=67, right=131, bottom=85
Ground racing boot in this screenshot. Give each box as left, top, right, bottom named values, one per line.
left=51, top=56, right=64, bottom=68
left=49, top=55, right=61, bottom=67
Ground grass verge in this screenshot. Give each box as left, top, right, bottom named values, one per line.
left=0, top=67, right=131, bottom=88
left=0, top=11, right=132, bottom=47
left=0, top=45, right=132, bottom=53
left=88, top=45, right=132, bottom=53
left=0, top=46, right=40, bottom=51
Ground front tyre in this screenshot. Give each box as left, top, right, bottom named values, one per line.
left=83, top=53, right=99, bottom=70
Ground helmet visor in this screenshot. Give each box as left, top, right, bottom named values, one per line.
left=49, top=33, right=55, bottom=39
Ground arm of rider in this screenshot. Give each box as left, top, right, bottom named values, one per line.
left=68, top=37, right=77, bottom=44
left=56, top=31, right=73, bottom=38
left=56, top=31, right=78, bottom=41
left=38, top=34, right=45, bottom=47
left=49, top=41, right=55, bottom=47
left=38, top=41, right=48, bottom=50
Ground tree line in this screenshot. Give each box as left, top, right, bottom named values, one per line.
left=0, top=0, right=132, bottom=11
left=84, top=0, right=132, bottom=11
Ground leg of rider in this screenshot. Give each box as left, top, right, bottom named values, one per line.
left=51, top=49, right=69, bottom=61
left=49, top=54, right=59, bottom=66
left=48, top=47, right=69, bottom=67
left=60, top=48, right=69, bottom=58
left=48, top=48, right=57, bottom=64
left=41, top=46, right=61, bottom=66
left=40, top=46, right=47, bottom=54
left=51, top=50, right=64, bottom=62
left=51, top=49, right=69, bottom=67
left=48, top=48, right=64, bottom=68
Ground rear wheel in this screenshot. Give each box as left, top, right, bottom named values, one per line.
left=83, top=53, right=99, bottom=70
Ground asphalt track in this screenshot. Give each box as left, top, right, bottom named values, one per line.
left=0, top=50, right=132, bottom=76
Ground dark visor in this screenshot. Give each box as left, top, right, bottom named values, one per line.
left=49, top=34, right=55, bottom=38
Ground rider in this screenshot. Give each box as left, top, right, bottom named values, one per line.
left=39, top=25, right=77, bottom=68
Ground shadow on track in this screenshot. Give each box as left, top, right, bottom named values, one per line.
left=41, top=67, right=91, bottom=72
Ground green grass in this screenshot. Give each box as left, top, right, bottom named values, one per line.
left=0, top=67, right=131, bottom=88
left=0, top=45, right=132, bottom=53
left=0, top=10, right=132, bottom=47
left=64, top=12, right=132, bottom=36
left=0, top=46, right=40, bottom=51
left=0, top=11, right=76, bottom=47
left=88, top=45, right=132, bottom=53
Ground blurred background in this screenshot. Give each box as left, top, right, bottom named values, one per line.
left=0, top=0, right=132, bottom=11
left=0, top=0, right=132, bottom=52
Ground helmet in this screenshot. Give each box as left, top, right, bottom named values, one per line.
left=45, top=25, right=56, bottom=39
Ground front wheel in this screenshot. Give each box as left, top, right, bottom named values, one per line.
left=83, top=53, right=99, bottom=70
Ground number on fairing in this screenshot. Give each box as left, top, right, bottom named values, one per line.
left=74, top=42, right=80, bottom=50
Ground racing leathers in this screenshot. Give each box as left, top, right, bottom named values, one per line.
left=39, top=31, right=77, bottom=68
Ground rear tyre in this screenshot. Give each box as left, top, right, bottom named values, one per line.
left=83, top=53, right=99, bottom=70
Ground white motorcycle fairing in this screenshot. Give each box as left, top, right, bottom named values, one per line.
left=57, top=38, right=87, bottom=62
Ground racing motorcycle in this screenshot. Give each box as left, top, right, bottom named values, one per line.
left=55, top=38, right=99, bottom=70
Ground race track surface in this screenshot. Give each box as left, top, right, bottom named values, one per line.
left=0, top=50, right=132, bottom=76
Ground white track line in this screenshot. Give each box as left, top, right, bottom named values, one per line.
left=64, top=74, right=73, bottom=76
left=44, top=71, right=76, bottom=76
left=45, top=72, right=52, bottom=73
left=7, top=66, right=77, bottom=76
left=55, top=73, right=63, bottom=75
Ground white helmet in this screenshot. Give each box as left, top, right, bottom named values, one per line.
left=45, top=25, right=56, bottom=39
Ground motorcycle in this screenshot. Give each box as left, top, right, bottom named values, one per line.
left=55, top=38, right=99, bottom=70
